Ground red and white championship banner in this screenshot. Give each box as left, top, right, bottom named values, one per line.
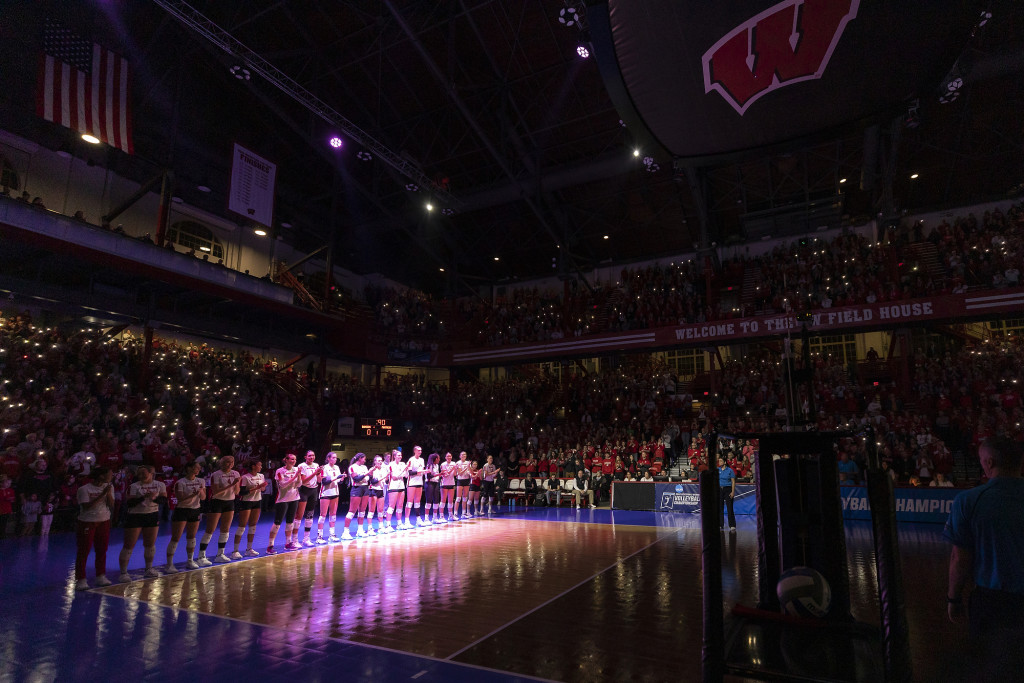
left=36, top=20, right=133, bottom=154
left=228, top=143, right=277, bottom=228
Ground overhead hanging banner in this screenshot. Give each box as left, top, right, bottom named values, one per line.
left=228, top=143, right=277, bottom=227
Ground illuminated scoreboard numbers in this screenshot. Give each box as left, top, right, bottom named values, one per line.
left=359, top=418, right=394, bottom=437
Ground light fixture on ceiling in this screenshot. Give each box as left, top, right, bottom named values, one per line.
left=558, top=6, right=580, bottom=27
left=81, top=134, right=100, bottom=144
left=254, top=228, right=267, bottom=236
left=642, top=155, right=659, bottom=173
left=280, top=222, right=292, bottom=228
left=603, top=235, right=609, bottom=240
left=406, top=183, right=419, bottom=192
left=171, top=196, right=183, bottom=204
left=425, top=203, right=433, bottom=212
left=441, top=208, right=455, bottom=216
left=576, top=45, right=590, bottom=59
left=229, top=65, right=251, bottom=81
left=329, top=136, right=343, bottom=149
left=197, top=184, right=211, bottom=193
left=439, top=268, right=445, bottom=273
left=939, top=77, right=963, bottom=104
left=839, top=178, right=847, bottom=184
left=493, top=256, right=500, bottom=261
left=632, top=149, right=640, bottom=157
left=356, top=151, right=372, bottom=161
left=910, top=173, right=919, bottom=179
left=199, top=246, right=211, bottom=252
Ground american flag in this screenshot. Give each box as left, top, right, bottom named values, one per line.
left=36, top=21, right=133, bottom=154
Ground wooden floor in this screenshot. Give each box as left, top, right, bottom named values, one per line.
left=85, top=512, right=970, bottom=682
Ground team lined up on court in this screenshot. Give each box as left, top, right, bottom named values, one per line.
left=72, top=445, right=502, bottom=590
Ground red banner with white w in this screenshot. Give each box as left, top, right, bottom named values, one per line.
left=35, top=21, right=133, bottom=154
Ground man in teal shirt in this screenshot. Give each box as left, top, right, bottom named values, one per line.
left=718, top=457, right=736, bottom=531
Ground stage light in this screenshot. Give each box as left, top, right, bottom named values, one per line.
left=910, top=173, right=919, bottom=179
left=254, top=228, right=267, bottom=236
left=328, top=136, right=343, bottom=149
left=356, top=151, right=372, bottom=161
left=425, top=203, right=434, bottom=211
left=494, top=256, right=500, bottom=261
left=81, top=134, right=100, bottom=144
left=406, top=183, right=419, bottom=192
left=839, top=178, right=847, bottom=184
left=558, top=7, right=579, bottom=27
left=197, top=184, right=211, bottom=193
left=441, top=208, right=455, bottom=216
left=229, top=65, right=251, bottom=81
left=603, top=235, right=609, bottom=240
left=576, top=45, right=590, bottom=59
left=633, top=149, right=640, bottom=157
left=280, top=222, right=292, bottom=228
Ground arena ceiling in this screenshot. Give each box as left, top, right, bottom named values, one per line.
left=2, top=1, right=1023, bottom=295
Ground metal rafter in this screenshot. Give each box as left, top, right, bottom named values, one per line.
left=152, top=0, right=460, bottom=207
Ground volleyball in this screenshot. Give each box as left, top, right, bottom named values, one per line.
left=777, top=566, right=831, bottom=618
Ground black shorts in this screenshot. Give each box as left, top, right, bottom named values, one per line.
left=320, top=494, right=338, bottom=501
left=456, top=478, right=470, bottom=487
left=171, top=507, right=201, bottom=523
left=298, top=486, right=319, bottom=504
left=124, top=511, right=160, bottom=528
left=235, top=500, right=261, bottom=511
left=481, top=480, right=496, bottom=497
left=274, top=500, right=299, bottom=525
left=425, top=481, right=441, bottom=504
left=207, top=499, right=235, bottom=514
left=350, top=484, right=368, bottom=497
left=369, top=489, right=384, bottom=499
left=407, top=483, right=423, bottom=489
left=469, top=484, right=481, bottom=492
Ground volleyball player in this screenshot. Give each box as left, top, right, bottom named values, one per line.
left=165, top=461, right=204, bottom=572
left=118, top=465, right=167, bottom=581
left=481, top=454, right=500, bottom=515
left=342, top=453, right=368, bottom=539
left=366, top=455, right=389, bottom=535
left=316, top=452, right=344, bottom=543
left=439, top=452, right=457, bottom=522
left=405, top=445, right=426, bottom=527
left=296, top=450, right=323, bottom=547
left=424, top=453, right=441, bottom=524
left=232, top=460, right=268, bottom=557
left=468, top=461, right=482, bottom=517
left=74, top=466, right=114, bottom=590
left=384, top=449, right=407, bottom=532
left=198, top=455, right=240, bottom=565
left=267, top=453, right=301, bottom=553
left=454, top=451, right=472, bottom=519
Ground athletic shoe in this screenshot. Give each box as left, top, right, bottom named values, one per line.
left=729, top=526, right=736, bottom=532
left=143, top=567, right=161, bottom=578
left=328, top=535, right=340, bottom=542
left=356, top=529, right=367, bottom=538
left=213, top=554, right=231, bottom=564
left=367, top=529, right=377, bottom=536
left=94, top=575, right=112, bottom=587
left=196, top=557, right=213, bottom=567
left=244, top=549, right=260, bottom=557
left=230, top=551, right=243, bottom=560
left=589, top=504, right=597, bottom=509
left=341, top=531, right=354, bottom=541
left=284, top=542, right=298, bottom=551
left=302, top=538, right=315, bottom=547
left=266, top=546, right=277, bottom=555
left=462, top=514, right=470, bottom=520
left=118, top=573, right=132, bottom=583
left=164, top=563, right=179, bottom=574
left=316, top=536, right=327, bottom=545
left=75, top=579, right=90, bottom=591
left=399, top=522, right=409, bottom=530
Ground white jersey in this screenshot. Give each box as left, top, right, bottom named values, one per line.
left=482, top=462, right=498, bottom=482
left=210, top=469, right=241, bottom=500
left=76, top=483, right=111, bottom=523
left=298, top=462, right=321, bottom=489
left=320, top=464, right=342, bottom=497
left=388, top=461, right=407, bottom=490
left=367, top=465, right=388, bottom=491
left=127, top=480, right=166, bottom=515
left=406, top=456, right=425, bottom=486
left=174, top=477, right=205, bottom=509
left=349, top=463, right=369, bottom=486
left=240, top=472, right=265, bottom=503
left=275, top=467, right=301, bottom=503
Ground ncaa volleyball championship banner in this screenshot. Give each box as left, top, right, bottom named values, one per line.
left=839, top=485, right=959, bottom=524
left=656, top=483, right=757, bottom=515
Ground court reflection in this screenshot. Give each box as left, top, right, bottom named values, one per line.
left=98, top=518, right=664, bottom=658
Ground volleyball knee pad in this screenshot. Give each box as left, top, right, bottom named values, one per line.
left=455, top=497, right=462, bottom=504
left=357, top=512, right=365, bottom=519
left=329, top=515, right=336, bottom=524
left=386, top=507, right=394, bottom=515
left=218, top=532, right=229, bottom=543
left=318, top=515, right=326, bottom=524
left=404, top=503, right=413, bottom=510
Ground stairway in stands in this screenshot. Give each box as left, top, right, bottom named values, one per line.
left=740, top=265, right=763, bottom=312
left=903, top=242, right=945, bottom=283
